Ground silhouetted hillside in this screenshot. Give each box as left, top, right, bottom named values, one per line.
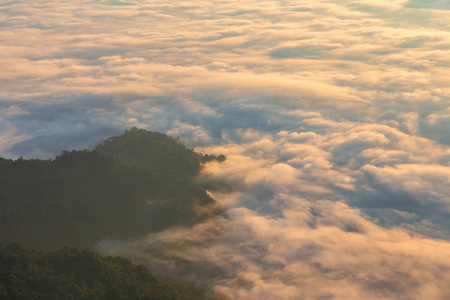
left=96, top=127, right=225, bottom=176
left=0, top=128, right=224, bottom=250
left=0, top=243, right=217, bottom=300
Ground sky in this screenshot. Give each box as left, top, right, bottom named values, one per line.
left=2, top=0, right=450, bottom=299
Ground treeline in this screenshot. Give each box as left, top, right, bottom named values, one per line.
left=96, top=128, right=225, bottom=177
left=0, top=243, right=217, bottom=300
left=0, top=128, right=225, bottom=250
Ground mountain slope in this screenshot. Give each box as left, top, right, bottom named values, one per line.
left=0, top=128, right=224, bottom=250
left=0, top=243, right=216, bottom=300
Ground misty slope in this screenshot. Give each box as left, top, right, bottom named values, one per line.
left=0, top=243, right=215, bottom=300
left=0, top=128, right=224, bottom=250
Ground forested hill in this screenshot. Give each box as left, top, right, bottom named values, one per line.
left=0, top=128, right=225, bottom=250
left=95, top=127, right=225, bottom=177
left=0, top=243, right=217, bottom=300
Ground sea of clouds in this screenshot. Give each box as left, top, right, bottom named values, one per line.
left=2, top=0, right=450, bottom=298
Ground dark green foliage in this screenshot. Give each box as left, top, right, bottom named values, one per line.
left=0, top=128, right=223, bottom=250
left=200, top=154, right=226, bottom=164
left=96, top=127, right=226, bottom=176
left=0, top=243, right=212, bottom=300
left=96, top=128, right=200, bottom=177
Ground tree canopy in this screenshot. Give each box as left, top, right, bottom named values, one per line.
left=0, top=243, right=216, bottom=300
left=0, top=128, right=224, bottom=250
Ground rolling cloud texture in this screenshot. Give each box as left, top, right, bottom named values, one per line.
left=2, top=0, right=450, bottom=298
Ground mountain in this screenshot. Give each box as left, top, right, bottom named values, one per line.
left=0, top=128, right=224, bottom=250
left=0, top=243, right=219, bottom=300
left=95, top=127, right=225, bottom=177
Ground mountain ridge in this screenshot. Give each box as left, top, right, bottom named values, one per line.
left=0, top=128, right=225, bottom=250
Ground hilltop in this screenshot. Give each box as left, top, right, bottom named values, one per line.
left=0, top=128, right=224, bottom=250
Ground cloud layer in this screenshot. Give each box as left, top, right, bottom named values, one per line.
left=2, top=0, right=450, bottom=298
